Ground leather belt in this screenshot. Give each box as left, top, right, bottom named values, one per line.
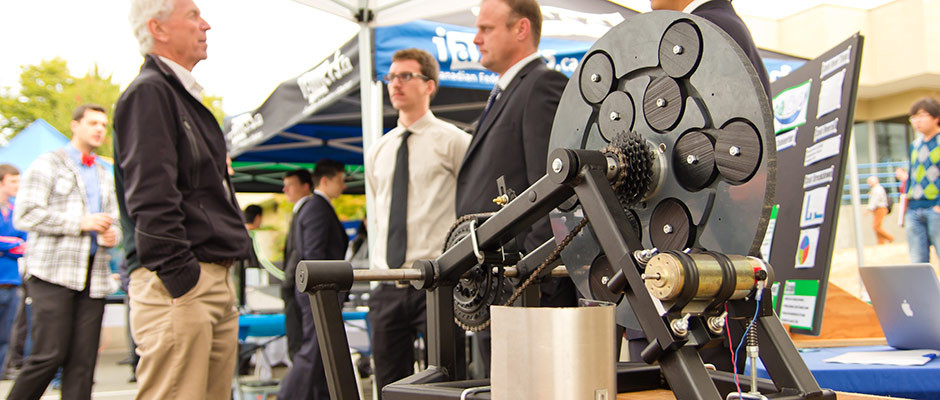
left=382, top=281, right=412, bottom=289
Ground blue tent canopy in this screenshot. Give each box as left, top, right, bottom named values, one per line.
left=0, top=119, right=70, bottom=172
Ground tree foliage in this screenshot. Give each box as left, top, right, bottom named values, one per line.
left=202, top=94, right=226, bottom=126
left=1, top=58, right=227, bottom=157
left=0, top=58, right=121, bottom=156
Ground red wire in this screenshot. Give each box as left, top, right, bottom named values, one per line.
left=725, top=303, right=742, bottom=395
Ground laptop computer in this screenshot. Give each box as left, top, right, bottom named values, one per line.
left=859, top=263, right=940, bottom=350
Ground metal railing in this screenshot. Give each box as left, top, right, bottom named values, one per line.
left=842, top=161, right=907, bottom=203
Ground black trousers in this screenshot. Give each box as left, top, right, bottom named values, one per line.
left=7, top=276, right=105, bottom=400
left=4, top=285, right=28, bottom=372
left=280, top=285, right=303, bottom=360
left=368, top=285, right=428, bottom=399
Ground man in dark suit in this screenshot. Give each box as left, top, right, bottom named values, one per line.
left=457, top=0, right=576, bottom=372
left=652, top=0, right=770, bottom=97
left=280, top=170, right=312, bottom=360
left=460, top=0, right=575, bottom=305
left=278, top=161, right=349, bottom=400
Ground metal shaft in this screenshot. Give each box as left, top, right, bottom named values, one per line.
left=502, top=266, right=568, bottom=278
left=349, top=266, right=569, bottom=283
left=352, top=268, right=424, bottom=282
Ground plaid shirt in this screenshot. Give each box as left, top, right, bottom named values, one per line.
left=13, top=149, right=121, bottom=298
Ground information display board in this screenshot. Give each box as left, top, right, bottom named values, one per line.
left=763, top=34, right=864, bottom=335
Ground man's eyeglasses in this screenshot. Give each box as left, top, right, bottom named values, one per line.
left=910, top=111, right=932, bottom=123
left=384, top=72, right=430, bottom=83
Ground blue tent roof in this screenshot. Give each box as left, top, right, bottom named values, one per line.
left=0, top=119, right=70, bottom=172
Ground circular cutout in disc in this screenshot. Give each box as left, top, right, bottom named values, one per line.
left=673, top=131, right=717, bottom=191
left=649, top=198, right=694, bottom=251
left=715, top=120, right=762, bottom=184
left=659, top=20, right=703, bottom=78
left=643, top=76, right=684, bottom=132
left=580, top=51, right=616, bottom=105
left=589, top=255, right=624, bottom=303
left=598, top=91, right=635, bottom=142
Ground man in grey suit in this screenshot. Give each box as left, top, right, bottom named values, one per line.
left=280, top=169, right=311, bottom=360
left=278, top=161, right=349, bottom=400
left=456, top=0, right=576, bottom=372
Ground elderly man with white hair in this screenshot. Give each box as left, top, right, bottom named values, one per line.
left=113, top=0, right=251, bottom=398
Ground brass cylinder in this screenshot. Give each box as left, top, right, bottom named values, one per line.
left=643, top=253, right=765, bottom=302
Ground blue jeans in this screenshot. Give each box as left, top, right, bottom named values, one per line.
left=0, top=286, right=19, bottom=377
left=905, top=207, right=940, bottom=263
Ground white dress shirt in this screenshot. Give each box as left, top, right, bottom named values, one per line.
left=683, top=0, right=711, bottom=13
left=493, top=52, right=543, bottom=101
left=365, top=111, right=471, bottom=270
left=158, top=56, right=204, bottom=102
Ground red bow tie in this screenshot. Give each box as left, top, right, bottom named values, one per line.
left=81, top=153, right=96, bottom=167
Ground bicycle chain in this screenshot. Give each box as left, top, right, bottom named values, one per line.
left=453, top=216, right=590, bottom=332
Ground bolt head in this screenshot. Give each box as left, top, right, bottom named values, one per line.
left=670, top=318, right=689, bottom=335
left=656, top=98, right=667, bottom=108
left=552, top=158, right=564, bottom=173
left=707, top=316, right=726, bottom=333
left=729, top=146, right=741, bottom=156
left=672, top=45, right=684, bottom=55
left=663, top=224, right=673, bottom=234
left=601, top=276, right=610, bottom=285
left=686, top=154, right=697, bottom=164
left=591, top=73, right=601, bottom=83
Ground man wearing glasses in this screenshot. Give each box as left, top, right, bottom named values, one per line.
left=365, top=48, right=470, bottom=398
left=904, top=97, right=940, bottom=263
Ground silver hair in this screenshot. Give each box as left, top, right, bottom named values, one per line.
left=129, top=0, right=175, bottom=56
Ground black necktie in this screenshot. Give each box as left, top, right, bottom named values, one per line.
left=387, top=130, right=411, bottom=269
left=479, top=85, right=502, bottom=127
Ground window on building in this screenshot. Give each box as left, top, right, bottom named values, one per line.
left=875, top=116, right=913, bottom=164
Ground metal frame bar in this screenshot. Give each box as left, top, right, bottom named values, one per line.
left=307, top=289, right=359, bottom=400
left=303, top=149, right=831, bottom=400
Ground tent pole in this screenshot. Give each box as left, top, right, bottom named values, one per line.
left=359, top=12, right=383, bottom=285
left=847, top=126, right=866, bottom=298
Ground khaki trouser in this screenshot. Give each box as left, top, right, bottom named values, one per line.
left=873, top=207, right=895, bottom=244
left=129, top=262, right=239, bottom=400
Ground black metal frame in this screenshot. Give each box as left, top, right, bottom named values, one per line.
left=297, top=148, right=833, bottom=400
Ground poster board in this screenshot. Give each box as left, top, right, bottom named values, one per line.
left=763, top=34, right=864, bottom=336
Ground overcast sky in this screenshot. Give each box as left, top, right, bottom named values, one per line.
left=0, top=0, right=893, bottom=116
left=0, top=0, right=358, bottom=115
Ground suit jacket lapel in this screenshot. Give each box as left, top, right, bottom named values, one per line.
left=463, top=60, right=542, bottom=165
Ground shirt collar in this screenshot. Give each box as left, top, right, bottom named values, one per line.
left=64, top=143, right=95, bottom=168
left=314, top=189, right=332, bottom=204
left=496, top=52, right=542, bottom=91
left=395, top=111, right=437, bottom=136
left=682, top=0, right=711, bottom=13
left=157, top=55, right=204, bottom=101
left=292, top=194, right=311, bottom=213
